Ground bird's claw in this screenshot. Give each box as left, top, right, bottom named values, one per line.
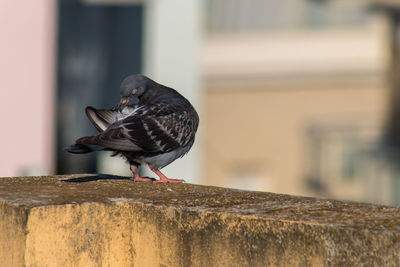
left=132, top=176, right=155, bottom=182
left=153, top=178, right=185, bottom=184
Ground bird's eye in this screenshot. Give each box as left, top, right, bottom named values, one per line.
left=131, top=88, right=137, bottom=95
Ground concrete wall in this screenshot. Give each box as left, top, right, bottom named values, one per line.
left=0, top=175, right=399, bottom=266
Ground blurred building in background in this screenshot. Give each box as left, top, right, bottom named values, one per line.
left=2, top=0, right=400, bottom=206
left=56, top=1, right=145, bottom=175
left=202, top=0, right=397, bottom=205
left=0, top=1, right=56, bottom=177
left=0, top=0, right=203, bottom=182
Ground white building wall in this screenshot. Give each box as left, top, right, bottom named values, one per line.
left=143, top=0, right=203, bottom=183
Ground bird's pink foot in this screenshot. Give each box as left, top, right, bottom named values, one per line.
left=132, top=176, right=154, bottom=182
left=150, top=167, right=185, bottom=183
left=153, top=177, right=184, bottom=184
left=130, top=165, right=154, bottom=182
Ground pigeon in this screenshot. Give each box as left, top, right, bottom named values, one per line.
left=67, top=74, right=199, bottom=183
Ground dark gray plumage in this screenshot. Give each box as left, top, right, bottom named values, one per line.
left=67, top=74, right=199, bottom=183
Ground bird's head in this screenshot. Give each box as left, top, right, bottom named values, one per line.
left=119, top=74, right=149, bottom=111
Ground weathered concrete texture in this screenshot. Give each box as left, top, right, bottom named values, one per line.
left=0, top=175, right=399, bottom=267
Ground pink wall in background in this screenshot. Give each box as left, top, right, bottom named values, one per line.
left=0, top=1, right=56, bottom=176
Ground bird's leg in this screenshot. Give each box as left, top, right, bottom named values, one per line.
left=150, top=167, right=184, bottom=183
left=130, top=165, right=154, bottom=182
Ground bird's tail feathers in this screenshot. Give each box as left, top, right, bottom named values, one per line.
left=65, top=143, right=104, bottom=154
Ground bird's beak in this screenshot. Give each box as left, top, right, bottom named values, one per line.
left=119, top=97, right=129, bottom=112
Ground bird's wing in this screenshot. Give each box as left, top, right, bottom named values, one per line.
left=77, top=102, right=198, bottom=153
left=85, top=106, right=119, bottom=132
left=76, top=127, right=143, bottom=151
left=120, top=102, right=198, bottom=152
left=85, top=105, right=138, bottom=132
